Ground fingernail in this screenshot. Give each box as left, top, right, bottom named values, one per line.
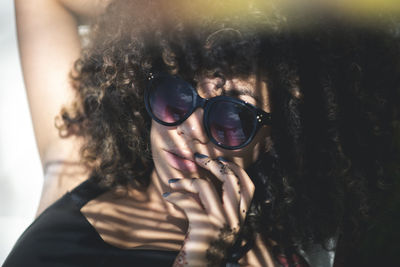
left=194, top=152, right=208, bottom=159
left=168, top=178, right=180, bottom=184
left=162, top=192, right=170, bottom=197
left=216, top=156, right=229, bottom=162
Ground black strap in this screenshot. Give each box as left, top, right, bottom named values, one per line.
left=70, top=175, right=109, bottom=208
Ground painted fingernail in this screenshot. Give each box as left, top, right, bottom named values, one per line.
left=216, top=156, right=229, bottom=162
left=194, top=152, right=208, bottom=159
left=168, top=178, right=180, bottom=184
left=162, top=192, right=170, bottom=197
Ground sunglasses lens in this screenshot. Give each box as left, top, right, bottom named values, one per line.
left=149, top=77, right=193, bottom=124
left=208, top=101, right=255, bottom=148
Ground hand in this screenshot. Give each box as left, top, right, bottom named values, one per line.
left=163, top=154, right=255, bottom=266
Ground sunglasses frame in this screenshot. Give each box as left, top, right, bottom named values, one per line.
left=144, top=73, right=272, bottom=150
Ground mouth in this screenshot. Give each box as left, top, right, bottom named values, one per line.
left=164, top=149, right=199, bottom=173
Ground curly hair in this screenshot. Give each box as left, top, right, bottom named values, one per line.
left=59, top=0, right=400, bottom=259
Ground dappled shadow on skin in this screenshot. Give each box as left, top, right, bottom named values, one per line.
left=142, top=76, right=274, bottom=265
left=79, top=128, right=275, bottom=265
left=80, top=214, right=184, bottom=251
left=147, top=103, right=274, bottom=264
left=80, top=190, right=187, bottom=251
left=79, top=74, right=274, bottom=263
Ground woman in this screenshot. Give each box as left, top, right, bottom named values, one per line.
left=6, top=0, right=400, bottom=266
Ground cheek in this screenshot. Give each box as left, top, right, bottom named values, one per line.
left=150, top=121, right=166, bottom=153
left=150, top=122, right=158, bottom=145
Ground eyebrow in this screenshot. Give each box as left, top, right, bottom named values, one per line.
left=222, top=87, right=261, bottom=105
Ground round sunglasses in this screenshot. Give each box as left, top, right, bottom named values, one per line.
left=144, top=73, right=272, bottom=150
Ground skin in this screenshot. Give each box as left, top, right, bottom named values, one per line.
left=81, top=76, right=276, bottom=266
left=150, top=75, right=275, bottom=266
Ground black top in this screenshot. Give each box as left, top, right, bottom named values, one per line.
left=3, top=177, right=178, bottom=267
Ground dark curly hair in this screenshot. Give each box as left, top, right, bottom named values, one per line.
left=59, top=0, right=400, bottom=262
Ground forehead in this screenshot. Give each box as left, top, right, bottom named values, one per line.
left=195, top=75, right=270, bottom=112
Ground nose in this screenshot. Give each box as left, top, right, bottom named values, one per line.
left=176, top=108, right=209, bottom=145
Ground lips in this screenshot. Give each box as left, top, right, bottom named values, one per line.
left=164, top=150, right=198, bottom=173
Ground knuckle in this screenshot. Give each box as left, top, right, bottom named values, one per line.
left=203, top=158, right=213, bottom=167
left=218, top=164, right=232, bottom=175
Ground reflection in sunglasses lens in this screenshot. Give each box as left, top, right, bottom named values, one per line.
left=150, top=81, right=193, bottom=123
left=209, top=101, right=254, bottom=147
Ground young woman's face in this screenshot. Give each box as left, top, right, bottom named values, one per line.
left=150, top=75, right=271, bottom=189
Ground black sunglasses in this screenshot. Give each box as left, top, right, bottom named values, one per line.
left=144, top=73, right=271, bottom=150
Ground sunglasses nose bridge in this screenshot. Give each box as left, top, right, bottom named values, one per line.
left=195, top=96, right=207, bottom=109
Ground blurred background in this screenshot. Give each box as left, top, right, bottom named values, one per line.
left=0, top=0, right=43, bottom=264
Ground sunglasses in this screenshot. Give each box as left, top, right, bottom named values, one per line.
left=144, top=73, right=272, bottom=150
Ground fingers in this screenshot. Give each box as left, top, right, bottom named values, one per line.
left=163, top=191, right=211, bottom=230
left=194, top=154, right=255, bottom=226
left=164, top=155, right=256, bottom=266
left=225, top=163, right=255, bottom=223
left=169, top=178, right=225, bottom=227
left=165, top=153, right=255, bottom=236
left=194, top=155, right=240, bottom=229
